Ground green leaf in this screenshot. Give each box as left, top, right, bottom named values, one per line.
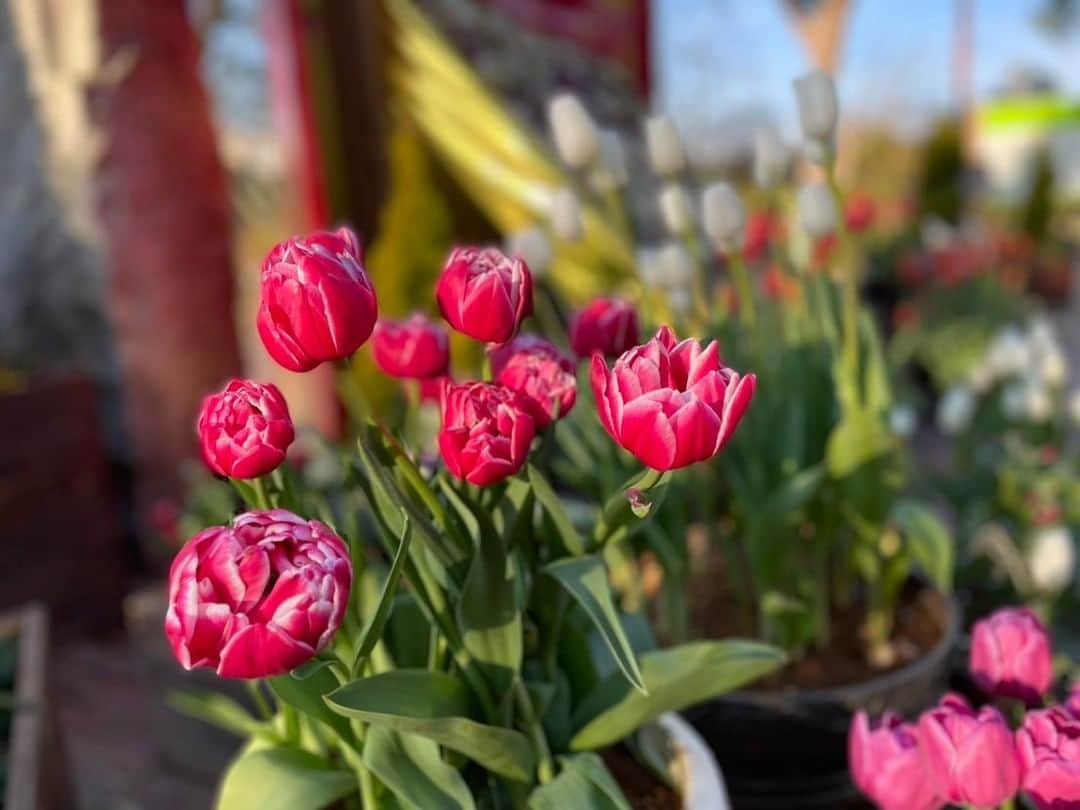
left=325, top=670, right=534, bottom=781
left=545, top=556, right=646, bottom=694
left=570, top=640, right=785, bottom=750
left=167, top=690, right=262, bottom=738
left=825, top=410, right=894, bottom=478
left=528, top=465, right=585, bottom=556
left=353, top=517, right=414, bottom=674
left=216, top=747, right=355, bottom=810
left=527, top=753, right=630, bottom=810
left=268, top=664, right=351, bottom=742
left=891, top=500, right=954, bottom=593
left=363, top=726, right=476, bottom=810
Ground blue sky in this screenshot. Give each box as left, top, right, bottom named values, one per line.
left=656, top=0, right=1080, bottom=137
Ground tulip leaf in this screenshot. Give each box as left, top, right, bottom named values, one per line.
left=825, top=409, right=894, bottom=478
left=167, top=690, right=263, bottom=739
left=363, top=726, right=476, bottom=810
left=269, top=665, right=352, bottom=742
left=215, top=746, right=356, bottom=810
left=352, top=517, right=414, bottom=675
left=544, top=556, right=646, bottom=694
left=324, top=670, right=534, bottom=781
left=891, top=499, right=953, bottom=593
left=569, top=640, right=785, bottom=750
left=527, top=753, right=630, bottom=810
left=528, top=465, right=585, bottom=556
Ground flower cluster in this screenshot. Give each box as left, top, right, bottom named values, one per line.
left=849, top=606, right=1077, bottom=810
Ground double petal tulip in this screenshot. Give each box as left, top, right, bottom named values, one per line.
left=165, top=510, right=352, bottom=679
left=197, top=379, right=294, bottom=479
left=490, top=335, right=577, bottom=428
left=371, top=314, right=449, bottom=379
left=257, top=227, right=378, bottom=372
left=1017, top=707, right=1080, bottom=810
left=570, top=298, right=640, bottom=359
left=917, top=693, right=1020, bottom=808
left=848, top=711, right=942, bottom=810
left=436, top=246, right=533, bottom=344
left=438, top=381, right=535, bottom=486
left=591, top=326, right=756, bottom=471
left=969, top=606, right=1054, bottom=705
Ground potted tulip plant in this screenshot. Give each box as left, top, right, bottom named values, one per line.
left=167, top=228, right=784, bottom=808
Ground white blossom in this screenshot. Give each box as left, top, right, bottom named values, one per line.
left=753, top=127, right=791, bottom=189
left=547, top=93, right=600, bottom=170
left=793, top=70, right=838, bottom=141
left=937, top=386, right=975, bottom=434
left=797, top=183, right=837, bottom=238
left=590, top=130, right=628, bottom=192
left=644, top=115, right=686, bottom=176
left=550, top=188, right=583, bottom=242
left=505, top=227, right=552, bottom=277
left=889, top=405, right=918, bottom=439
left=636, top=246, right=665, bottom=288
left=1027, top=526, right=1075, bottom=593
left=986, top=327, right=1030, bottom=380
left=701, top=182, right=746, bottom=250
left=658, top=183, right=694, bottom=235
left=659, top=241, right=694, bottom=287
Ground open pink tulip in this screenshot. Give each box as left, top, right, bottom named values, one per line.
left=848, top=711, right=942, bottom=810
left=1017, top=706, right=1080, bottom=810
left=197, top=379, right=294, bottom=479
left=165, top=510, right=352, bottom=679
left=590, top=326, right=755, bottom=471
left=490, top=335, right=577, bottom=428
left=917, top=693, right=1020, bottom=808
left=569, top=298, right=640, bottom=359
left=371, top=313, right=449, bottom=380
left=257, top=226, right=378, bottom=372
left=970, top=606, right=1053, bottom=705
left=438, top=381, right=535, bottom=486
left=435, top=246, right=533, bottom=344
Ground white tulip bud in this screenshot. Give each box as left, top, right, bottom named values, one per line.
left=753, top=127, right=791, bottom=189
left=1027, top=316, right=1056, bottom=351
left=888, top=405, right=917, bottom=439
left=987, top=327, right=1030, bottom=379
left=547, top=93, right=600, bottom=170
left=1027, top=526, right=1075, bottom=593
left=550, top=188, right=583, bottom=242
left=797, top=183, right=837, bottom=238
left=659, top=241, right=694, bottom=287
left=1070, top=389, right=1080, bottom=426
left=701, top=182, right=746, bottom=250
left=644, top=115, right=686, bottom=176
left=505, top=227, right=552, bottom=277
left=1025, top=382, right=1053, bottom=422
left=667, top=286, right=692, bottom=314
left=1037, top=347, right=1068, bottom=387
left=793, top=70, right=838, bottom=141
left=967, top=362, right=994, bottom=394
left=590, top=130, right=628, bottom=192
left=636, top=246, right=665, bottom=287
left=802, top=136, right=834, bottom=168
left=937, top=386, right=975, bottom=434
left=658, top=184, right=694, bottom=235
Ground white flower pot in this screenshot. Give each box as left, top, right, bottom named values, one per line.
left=650, top=712, right=731, bottom=809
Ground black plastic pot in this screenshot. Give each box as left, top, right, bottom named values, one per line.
left=685, top=590, right=959, bottom=810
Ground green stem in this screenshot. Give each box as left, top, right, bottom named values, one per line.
left=246, top=680, right=273, bottom=722
left=591, top=468, right=666, bottom=548
left=513, top=681, right=555, bottom=784
left=252, top=476, right=273, bottom=511
left=826, top=170, right=859, bottom=388
left=543, top=591, right=570, bottom=679
left=727, top=250, right=757, bottom=328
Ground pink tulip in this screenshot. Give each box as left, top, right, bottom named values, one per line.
left=848, top=710, right=942, bottom=810
left=845, top=194, right=876, bottom=233
left=569, top=298, right=640, bottom=359
left=257, top=226, right=378, bottom=372
left=590, top=326, right=755, bottom=471
left=1017, top=706, right=1080, bottom=810
left=917, top=693, right=1020, bottom=808
left=438, top=381, right=535, bottom=486
left=435, top=246, right=533, bottom=344
left=165, top=510, right=352, bottom=678
left=197, top=379, right=295, bottom=479
left=489, top=335, right=576, bottom=428
left=970, top=606, right=1054, bottom=705
left=1067, top=686, right=1080, bottom=718
left=371, top=313, right=449, bottom=380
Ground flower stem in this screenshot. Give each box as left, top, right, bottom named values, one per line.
left=728, top=250, right=757, bottom=328
left=252, top=476, right=273, bottom=511
left=826, top=169, right=859, bottom=387
left=513, top=680, right=555, bottom=784
left=591, top=467, right=667, bottom=548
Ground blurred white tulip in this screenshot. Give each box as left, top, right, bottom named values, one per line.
left=793, top=70, right=838, bottom=141
left=667, top=286, right=692, bottom=315
left=1070, top=389, right=1080, bottom=426
left=659, top=241, right=694, bottom=287
left=550, top=188, right=583, bottom=242
left=1027, top=525, right=1075, bottom=593
left=547, top=93, right=600, bottom=170
left=636, top=246, right=665, bottom=288
left=802, top=136, right=834, bottom=168
left=505, top=227, right=552, bottom=277
left=889, top=405, right=918, bottom=438
left=701, top=182, right=746, bottom=250
left=753, top=127, right=791, bottom=189
left=937, top=386, right=975, bottom=434
left=590, top=130, right=628, bottom=192
left=986, top=327, right=1030, bottom=379
left=1038, top=347, right=1068, bottom=387
left=797, top=183, right=837, bottom=238
left=644, top=115, right=686, bottom=176
left=1025, top=382, right=1053, bottom=422
left=658, top=184, right=694, bottom=236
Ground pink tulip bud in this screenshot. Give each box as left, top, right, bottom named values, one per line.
left=970, top=606, right=1054, bottom=705
left=165, top=510, right=352, bottom=679
left=257, top=227, right=378, bottom=372
left=438, top=381, right=535, bottom=486
left=848, top=711, right=942, bottom=810
left=435, top=246, right=533, bottom=344
left=917, top=693, right=1020, bottom=808
left=1016, top=706, right=1080, bottom=810
left=570, top=298, right=640, bottom=360
left=590, top=326, right=755, bottom=471
left=197, top=379, right=295, bottom=479
left=371, top=313, right=450, bottom=380
left=489, top=335, right=577, bottom=429
left=845, top=194, right=876, bottom=233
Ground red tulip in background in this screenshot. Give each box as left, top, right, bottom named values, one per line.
left=916, top=693, right=1020, bottom=808
left=371, top=313, right=450, bottom=379
left=848, top=711, right=942, bottom=810
left=197, top=379, right=295, bottom=479
left=844, top=194, right=876, bottom=233
left=591, top=326, right=755, bottom=471
left=165, top=510, right=352, bottom=678
left=1016, top=706, right=1080, bottom=810
left=257, top=226, right=378, bottom=372
left=438, top=381, right=536, bottom=486
left=742, top=211, right=776, bottom=263
left=569, top=298, right=640, bottom=359
left=969, top=606, right=1053, bottom=705
left=490, top=335, right=577, bottom=428
left=436, top=246, right=533, bottom=344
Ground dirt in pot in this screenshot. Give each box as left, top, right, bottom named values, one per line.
left=601, top=744, right=681, bottom=810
